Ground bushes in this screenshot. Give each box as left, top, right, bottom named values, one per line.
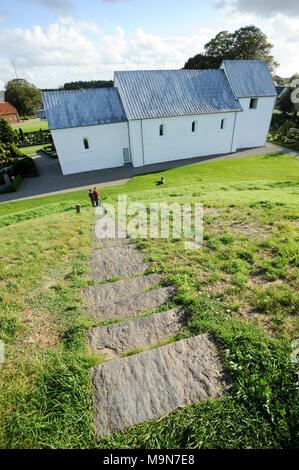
left=18, top=129, right=51, bottom=147
left=0, top=174, right=23, bottom=194
left=268, top=116, right=299, bottom=151
left=11, top=174, right=23, bottom=191
left=13, top=156, right=39, bottom=178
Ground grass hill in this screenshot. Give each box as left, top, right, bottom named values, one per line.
left=0, top=152, right=298, bottom=448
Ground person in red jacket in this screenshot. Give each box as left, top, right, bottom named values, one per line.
left=92, top=187, right=100, bottom=206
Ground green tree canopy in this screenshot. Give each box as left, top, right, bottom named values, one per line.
left=184, top=25, right=279, bottom=73
left=0, top=118, right=16, bottom=145
left=5, top=79, right=42, bottom=117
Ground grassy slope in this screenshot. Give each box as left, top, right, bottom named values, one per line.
left=0, top=153, right=298, bottom=449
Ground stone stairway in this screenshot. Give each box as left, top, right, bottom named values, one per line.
left=85, top=215, right=230, bottom=438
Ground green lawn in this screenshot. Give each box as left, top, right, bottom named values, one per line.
left=0, top=152, right=298, bottom=448
left=18, top=144, right=49, bottom=156
left=12, top=120, right=49, bottom=132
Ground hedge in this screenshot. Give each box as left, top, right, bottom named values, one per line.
left=0, top=174, right=23, bottom=194
left=13, top=157, right=39, bottom=178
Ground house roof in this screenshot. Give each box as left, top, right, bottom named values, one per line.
left=115, top=69, right=242, bottom=120
left=222, top=60, right=277, bottom=98
left=0, top=102, right=18, bottom=116
left=275, top=86, right=287, bottom=97
left=42, top=88, right=127, bottom=130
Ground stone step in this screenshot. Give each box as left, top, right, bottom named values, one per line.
left=92, top=237, right=132, bottom=249
left=91, top=246, right=145, bottom=265
left=91, top=227, right=133, bottom=248
left=88, top=262, right=152, bottom=282
left=91, top=243, right=137, bottom=256
left=91, top=334, right=229, bottom=437
left=82, top=273, right=163, bottom=305
left=87, top=308, right=186, bottom=357
left=85, top=287, right=174, bottom=322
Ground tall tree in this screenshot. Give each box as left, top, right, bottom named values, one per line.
left=184, top=25, right=279, bottom=72
left=5, top=79, right=42, bottom=117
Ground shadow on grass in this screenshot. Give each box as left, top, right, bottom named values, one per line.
left=261, top=152, right=285, bottom=159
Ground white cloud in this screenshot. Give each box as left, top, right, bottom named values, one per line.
left=0, top=13, right=296, bottom=89
left=267, top=15, right=299, bottom=76
left=0, top=21, right=218, bottom=88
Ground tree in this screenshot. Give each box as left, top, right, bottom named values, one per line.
left=5, top=79, right=42, bottom=117
left=278, top=88, right=296, bottom=116
left=61, top=80, right=113, bottom=90
left=281, top=120, right=290, bottom=136
left=273, top=75, right=286, bottom=86
left=0, top=118, right=16, bottom=144
left=184, top=54, right=222, bottom=70
left=184, top=25, right=279, bottom=73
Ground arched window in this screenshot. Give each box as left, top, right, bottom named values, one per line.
left=220, top=119, right=225, bottom=130
left=192, top=121, right=197, bottom=133
left=159, top=124, right=164, bottom=136
left=83, top=137, right=89, bottom=149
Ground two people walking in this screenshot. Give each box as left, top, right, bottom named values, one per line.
left=89, top=187, right=100, bottom=207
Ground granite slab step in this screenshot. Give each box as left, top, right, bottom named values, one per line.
left=87, top=308, right=186, bottom=356
left=92, top=246, right=145, bottom=265
left=91, top=333, right=229, bottom=437
left=91, top=235, right=132, bottom=248
left=91, top=244, right=137, bottom=257
left=85, top=287, right=174, bottom=322
left=88, top=262, right=152, bottom=282
left=82, top=273, right=162, bottom=305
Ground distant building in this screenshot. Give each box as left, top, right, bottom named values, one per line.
left=36, top=107, right=46, bottom=120
left=0, top=102, right=20, bottom=123
left=275, top=86, right=288, bottom=99
left=42, top=60, right=277, bottom=175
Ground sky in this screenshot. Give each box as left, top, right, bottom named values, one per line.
left=0, top=0, right=298, bottom=89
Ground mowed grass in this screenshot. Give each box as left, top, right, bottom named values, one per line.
left=19, top=145, right=49, bottom=156
left=0, top=152, right=298, bottom=448
left=12, top=120, right=49, bottom=132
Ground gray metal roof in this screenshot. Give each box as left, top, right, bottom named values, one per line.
left=222, top=60, right=277, bottom=98
left=115, top=69, right=242, bottom=120
left=275, top=86, right=287, bottom=98
left=42, top=88, right=127, bottom=130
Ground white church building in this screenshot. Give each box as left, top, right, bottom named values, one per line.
left=42, top=60, right=277, bottom=175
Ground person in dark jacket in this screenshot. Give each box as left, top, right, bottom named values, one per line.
left=88, top=189, right=95, bottom=206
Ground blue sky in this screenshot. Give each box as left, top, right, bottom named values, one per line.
left=0, top=0, right=298, bottom=88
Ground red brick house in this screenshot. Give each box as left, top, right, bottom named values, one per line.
left=0, top=102, right=20, bottom=123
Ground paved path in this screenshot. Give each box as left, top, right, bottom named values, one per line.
left=0, top=143, right=297, bottom=204
left=85, top=214, right=229, bottom=437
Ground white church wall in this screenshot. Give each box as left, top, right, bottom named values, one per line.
left=130, top=112, right=238, bottom=166
left=51, top=122, right=129, bottom=175
left=128, top=120, right=144, bottom=167
left=234, top=97, right=276, bottom=149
